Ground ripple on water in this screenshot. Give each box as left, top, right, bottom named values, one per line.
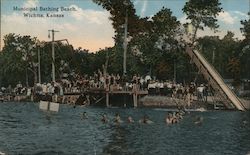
left=0, top=102, right=250, bottom=155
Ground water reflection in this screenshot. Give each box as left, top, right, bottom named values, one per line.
left=103, top=125, right=130, bottom=155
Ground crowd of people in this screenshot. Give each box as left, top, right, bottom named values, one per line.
left=0, top=68, right=211, bottom=105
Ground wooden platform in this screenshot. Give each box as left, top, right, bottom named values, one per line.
left=63, top=88, right=148, bottom=107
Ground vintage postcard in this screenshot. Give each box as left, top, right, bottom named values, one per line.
left=0, top=0, right=250, bottom=154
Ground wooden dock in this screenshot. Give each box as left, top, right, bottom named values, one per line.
left=104, top=90, right=148, bottom=107
left=62, top=85, right=148, bottom=107
left=87, top=87, right=148, bottom=107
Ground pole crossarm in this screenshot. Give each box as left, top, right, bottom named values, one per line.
left=45, top=39, right=69, bottom=43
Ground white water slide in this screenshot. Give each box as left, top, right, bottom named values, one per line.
left=186, top=46, right=246, bottom=111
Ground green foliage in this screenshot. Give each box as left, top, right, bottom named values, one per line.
left=197, top=31, right=248, bottom=80
left=240, top=12, right=250, bottom=41
left=0, top=33, right=77, bottom=86
left=1, top=34, right=38, bottom=86
left=129, top=7, right=183, bottom=78
left=92, top=0, right=145, bottom=37
left=239, top=13, right=250, bottom=79
left=183, top=0, right=222, bottom=44
left=1, top=2, right=249, bottom=88
left=152, top=8, right=180, bottom=36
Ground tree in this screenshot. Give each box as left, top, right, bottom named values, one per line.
left=197, top=35, right=220, bottom=65
left=92, top=0, right=152, bottom=76
left=221, top=31, right=241, bottom=78
left=227, top=57, right=240, bottom=79
left=197, top=31, right=241, bottom=79
left=20, top=35, right=39, bottom=86
left=152, top=8, right=181, bottom=37
left=239, top=12, right=250, bottom=79
left=1, top=33, right=38, bottom=86
left=182, top=0, right=222, bottom=44
left=155, top=60, right=171, bottom=80
left=240, top=12, right=250, bottom=41
left=92, top=0, right=148, bottom=38
left=127, top=7, right=181, bottom=76
left=0, top=33, right=78, bottom=86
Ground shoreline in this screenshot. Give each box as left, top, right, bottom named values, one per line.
left=0, top=92, right=250, bottom=110
left=1, top=94, right=249, bottom=110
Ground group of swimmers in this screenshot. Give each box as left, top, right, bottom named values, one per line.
left=165, top=111, right=185, bottom=124
left=80, top=110, right=202, bottom=125
left=100, top=113, right=154, bottom=124
left=81, top=112, right=153, bottom=124
left=100, top=113, right=136, bottom=124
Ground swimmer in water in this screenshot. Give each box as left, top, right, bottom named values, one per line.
left=81, top=112, right=88, bottom=120
left=194, top=116, right=203, bottom=125
left=140, top=115, right=153, bottom=124
left=176, top=112, right=183, bottom=120
left=114, top=113, right=122, bottom=123
left=101, top=114, right=108, bottom=123
left=165, top=113, right=173, bottom=124
left=45, top=114, right=51, bottom=121
left=172, top=112, right=178, bottom=124
left=127, top=116, right=134, bottom=123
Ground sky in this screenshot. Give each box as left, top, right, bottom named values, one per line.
left=0, top=0, right=249, bottom=52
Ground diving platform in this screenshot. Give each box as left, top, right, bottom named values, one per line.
left=186, top=46, right=246, bottom=111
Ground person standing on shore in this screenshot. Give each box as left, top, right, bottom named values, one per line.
left=189, top=83, right=195, bottom=102
left=185, top=86, right=191, bottom=107
left=197, top=84, right=205, bottom=101
left=204, top=84, right=208, bottom=102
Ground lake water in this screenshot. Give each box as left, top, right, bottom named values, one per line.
left=0, top=102, right=250, bottom=155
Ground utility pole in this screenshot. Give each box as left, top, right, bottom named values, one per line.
left=174, top=59, right=176, bottom=83
left=123, top=1, right=128, bottom=76
left=26, top=68, right=29, bottom=87
left=212, top=48, right=215, bottom=65
left=48, top=29, right=59, bottom=82
left=38, top=47, right=41, bottom=84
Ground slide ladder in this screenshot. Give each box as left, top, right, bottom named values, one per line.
left=186, top=46, right=246, bottom=111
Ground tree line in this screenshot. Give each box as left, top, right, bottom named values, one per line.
left=0, top=0, right=249, bottom=88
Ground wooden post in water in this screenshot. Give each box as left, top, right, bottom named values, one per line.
left=106, top=92, right=109, bottom=107
left=133, top=84, right=138, bottom=107
left=31, top=94, right=34, bottom=102
left=133, top=94, right=138, bottom=107
left=105, top=84, right=109, bottom=107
